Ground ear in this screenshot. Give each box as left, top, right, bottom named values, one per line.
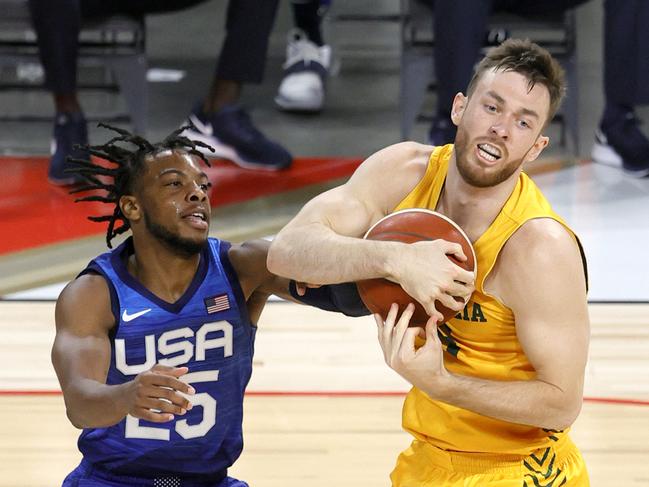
left=524, top=134, right=550, bottom=164
left=450, top=93, right=467, bottom=127
left=119, top=195, right=142, bottom=223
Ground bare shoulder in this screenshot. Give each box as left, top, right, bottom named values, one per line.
left=348, top=141, right=433, bottom=213
left=378, top=140, right=432, bottom=163
left=505, top=218, right=580, bottom=263
left=352, top=141, right=431, bottom=180
left=56, top=273, right=115, bottom=334
left=492, top=218, right=586, bottom=307
left=398, top=141, right=435, bottom=179
left=285, top=142, right=434, bottom=236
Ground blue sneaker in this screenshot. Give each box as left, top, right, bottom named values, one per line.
left=427, top=116, right=457, bottom=146
left=592, top=112, right=649, bottom=178
left=48, top=111, right=88, bottom=185
left=183, top=103, right=292, bottom=171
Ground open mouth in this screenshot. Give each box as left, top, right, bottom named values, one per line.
left=182, top=210, right=208, bottom=229
left=476, top=143, right=502, bottom=162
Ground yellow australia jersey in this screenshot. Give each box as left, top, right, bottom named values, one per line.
left=394, top=144, right=587, bottom=455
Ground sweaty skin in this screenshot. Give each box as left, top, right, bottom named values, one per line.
left=269, top=68, right=589, bottom=432
left=268, top=142, right=475, bottom=322
left=53, top=151, right=292, bottom=429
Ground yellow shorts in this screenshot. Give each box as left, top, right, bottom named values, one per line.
left=391, top=437, right=589, bottom=486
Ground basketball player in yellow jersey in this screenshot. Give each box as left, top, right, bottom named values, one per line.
left=268, top=38, right=590, bottom=486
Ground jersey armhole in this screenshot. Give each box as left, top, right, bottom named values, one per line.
left=393, top=144, right=445, bottom=212
left=217, top=241, right=253, bottom=327
left=78, top=264, right=120, bottom=337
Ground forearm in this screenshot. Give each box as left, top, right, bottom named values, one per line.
left=289, top=281, right=371, bottom=317
left=62, top=378, right=130, bottom=429
left=269, top=224, right=400, bottom=284
left=425, top=373, right=581, bottom=431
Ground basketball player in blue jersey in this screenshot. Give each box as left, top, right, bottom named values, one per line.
left=52, top=124, right=293, bottom=487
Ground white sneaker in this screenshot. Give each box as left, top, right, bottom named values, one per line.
left=275, top=29, right=331, bottom=112
left=592, top=127, right=649, bottom=177
left=591, top=129, right=623, bottom=168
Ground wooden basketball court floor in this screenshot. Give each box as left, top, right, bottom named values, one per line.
left=0, top=154, right=647, bottom=486
left=1, top=300, right=649, bottom=486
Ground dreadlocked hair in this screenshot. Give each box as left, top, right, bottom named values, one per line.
left=66, top=121, right=214, bottom=248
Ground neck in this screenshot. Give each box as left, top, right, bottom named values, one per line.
left=438, top=150, right=521, bottom=242
left=128, top=235, right=202, bottom=303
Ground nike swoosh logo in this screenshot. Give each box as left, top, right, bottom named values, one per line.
left=122, top=308, right=152, bottom=322
left=188, top=114, right=213, bottom=136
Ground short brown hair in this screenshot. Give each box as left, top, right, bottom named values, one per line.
left=466, top=38, right=566, bottom=124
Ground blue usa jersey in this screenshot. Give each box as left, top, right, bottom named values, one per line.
left=76, top=237, right=254, bottom=479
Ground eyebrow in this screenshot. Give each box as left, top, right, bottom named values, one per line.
left=485, top=90, right=540, bottom=120
left=158, top=168, right=209, bottom=179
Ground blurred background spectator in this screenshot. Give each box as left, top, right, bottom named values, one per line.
left=27, top=0, right=292, bottom=185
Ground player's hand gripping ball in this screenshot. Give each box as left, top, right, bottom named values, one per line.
left=357, top=209, right=476, bottom=326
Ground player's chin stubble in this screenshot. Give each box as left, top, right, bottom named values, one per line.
left=454, top=126, right=520, bottom=188
left=144, top=213, right=206, bottom=257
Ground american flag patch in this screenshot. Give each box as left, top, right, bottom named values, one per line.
left=204, top=293, right=231, bottom=314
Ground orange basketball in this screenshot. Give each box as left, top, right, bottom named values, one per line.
left=357, top=209, right=476, bottom=327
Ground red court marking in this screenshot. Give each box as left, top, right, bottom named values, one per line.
left=1, top=389, right=649, bottom=406
left=0, top=156, right=362, bottom=255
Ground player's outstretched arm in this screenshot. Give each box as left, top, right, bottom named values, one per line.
left=228, top=239, right=294, bottom=324
left=230, top=239, right=372, bottom=323
left=377, top=219, right=589, bottom=430
left=268, top=142, right=424, bottom=284
left=53, top=275, right=194, bottom=429
left=268, top=142, right=474, bottom=319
